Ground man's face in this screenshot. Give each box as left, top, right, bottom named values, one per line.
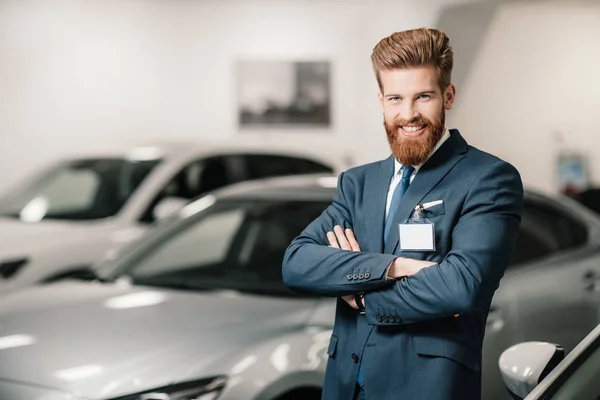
left=378, top=66, right=456, bottom=166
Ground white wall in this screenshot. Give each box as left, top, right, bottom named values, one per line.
left=450, top=0, right=600, bottom=194
left=0, top=0, right=469, bottom=190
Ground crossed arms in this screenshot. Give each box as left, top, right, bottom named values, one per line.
left=282, top=163, right=523, bottom=326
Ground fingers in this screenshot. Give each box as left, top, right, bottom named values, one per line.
left=327, top=231, right=340, bottom=248
left=342, top=294, right=359, bottom=310
left=334, top=226, right=351, bottom=250
left=345, top=228, right=361, bottom=252
left=328, top=225, right=361, bottom=252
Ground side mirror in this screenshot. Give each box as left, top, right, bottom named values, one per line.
left=152, top=197, right=189, bottom=222
left=499, top=341, right=565, bottom=400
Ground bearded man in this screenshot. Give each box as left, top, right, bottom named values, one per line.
left=282, top=27, right=524, bottom=400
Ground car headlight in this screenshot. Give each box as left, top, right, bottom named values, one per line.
left=108, top=376, right=226, bottom=400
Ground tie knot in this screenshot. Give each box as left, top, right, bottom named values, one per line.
left=401, top=166, right=415, bottom=180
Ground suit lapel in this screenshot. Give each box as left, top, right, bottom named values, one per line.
left=364, top=155, right=394, bottom=253
left=383, top=129, right=469, bottom=254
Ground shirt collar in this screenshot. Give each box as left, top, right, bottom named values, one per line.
left=394, top=128, right=451, bottom=176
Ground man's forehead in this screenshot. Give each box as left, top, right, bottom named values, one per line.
left=379, top=67, right=439, bottom=94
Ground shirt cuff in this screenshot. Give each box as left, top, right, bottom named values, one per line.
left=385, top=259, right=397, bottom=281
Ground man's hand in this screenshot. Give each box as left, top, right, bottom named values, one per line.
left=342, top=294, right=359, bottom=309
left=327, top=225, right=363, bottom=310
left=387, top=257, right=437, bottom=279
left=327, top=225, right=361, bottom=252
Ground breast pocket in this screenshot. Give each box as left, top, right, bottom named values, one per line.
left=421, top=201, right=445, bottom=219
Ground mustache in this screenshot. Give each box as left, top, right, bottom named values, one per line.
left=394, top=116, right=430, bottom=127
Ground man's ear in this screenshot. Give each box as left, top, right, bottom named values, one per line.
left=378, top=91, right=384, bottom=111
left=444, top=84, right=456, bottom=110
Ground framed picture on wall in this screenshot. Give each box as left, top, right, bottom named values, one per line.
left=556, top=151, right=589, bottom=197
left=236, top=60, right=331, bottom=128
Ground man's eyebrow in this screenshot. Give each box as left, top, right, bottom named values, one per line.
left=384, top=90, right=437, bottom=98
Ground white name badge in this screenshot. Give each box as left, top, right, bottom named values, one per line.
left=399, top=222, right=436, bottom=251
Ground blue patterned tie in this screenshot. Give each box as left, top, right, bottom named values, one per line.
left=357, top=165, right=414, bottom=388
left=384, top=166, right=415, bottom=245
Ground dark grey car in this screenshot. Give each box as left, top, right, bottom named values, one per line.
left=483, top=191, right=600, bottom=399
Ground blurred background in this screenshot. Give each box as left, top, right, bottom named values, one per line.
left=2, top=0, right=600, bottom=399
left=4, top=0, right=598, bottom=195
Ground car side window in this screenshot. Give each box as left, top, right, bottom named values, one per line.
left=509, top=200, right=588, bottom=267
left=140, top=156, right=236, bottom=223
left=237, top=201, right=328, bottom=284
left=245, top=155, right=332, bottom=180
left=126, top=200, right=329, bottom=296
left=133, top=208, right=246, bottom=277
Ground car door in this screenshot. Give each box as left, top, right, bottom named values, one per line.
left=483, top=194, right=600, bottom=400
left=511, top=197, right=599, bottom=351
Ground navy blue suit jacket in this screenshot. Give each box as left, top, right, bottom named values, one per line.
left=282, top=130, right=523, bottom=400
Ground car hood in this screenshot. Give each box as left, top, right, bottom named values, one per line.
left=0, top=281, right=315, bottom=399
left=0, top=217, right=117, bottom=258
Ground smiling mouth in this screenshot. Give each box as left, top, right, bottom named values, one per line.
left=401, top=125, right=426, bottom=132
left=398, top=125, right=427, bottom=137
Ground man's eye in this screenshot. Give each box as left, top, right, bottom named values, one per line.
left=389, top=97, right=400, bottom=102
left=419, top=94, right=431, bottom=100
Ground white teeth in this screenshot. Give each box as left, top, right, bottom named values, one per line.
left=402, top=125, right=425, bottom=132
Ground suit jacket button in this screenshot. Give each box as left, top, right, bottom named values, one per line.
left=347, top=274, right=353, bottom=280
left=383, top=315, right=389, bottom=322
left=376, top=315, right=382, bottom=322
left=351, top=353, right=359, bottom=363
left=358, top=273, right=365, bottom=279
left=394, top=316, right=401, bottom=323
left=352, top=273, right=359, bottom=280
left=365, top=272, right=371, bottom=278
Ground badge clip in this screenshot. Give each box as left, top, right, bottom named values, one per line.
left=411, top=204, right=426, bottom=223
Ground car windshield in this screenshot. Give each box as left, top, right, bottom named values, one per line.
left=105, top=198, right=329, bottom=297
left=0, top=158, right=161, bottom=221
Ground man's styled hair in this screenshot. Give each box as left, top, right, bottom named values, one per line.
left=371, top=27, right=454, bottom=93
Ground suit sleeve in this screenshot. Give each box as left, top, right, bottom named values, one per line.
left=282, top=171, right=397, bottom=297
left=364, top=161, right=524, bottom=325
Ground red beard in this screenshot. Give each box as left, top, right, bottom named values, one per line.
left=384, top=107, right=446, bottom=166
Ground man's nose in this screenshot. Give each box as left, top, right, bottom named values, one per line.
left=398, top=101, right=417, bottom=122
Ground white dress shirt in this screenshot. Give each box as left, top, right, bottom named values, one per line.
left=385, top=128, right=451, bottom=218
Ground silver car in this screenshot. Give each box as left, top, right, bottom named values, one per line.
left=0, top=175, right=598, bottom=399
left=0, top=175, right=339, bottom=400
left=0, top=143, right=339, bottom=295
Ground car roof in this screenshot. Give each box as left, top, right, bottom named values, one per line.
left=210, top=172, right=545, bottom=201
left=58, top=140, right=348, bottom=172
left=195, top=173, right=600, bottom=226
left=193, top=173, right=544, bottom=202
left=212, top=173, right=339, bottom=201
